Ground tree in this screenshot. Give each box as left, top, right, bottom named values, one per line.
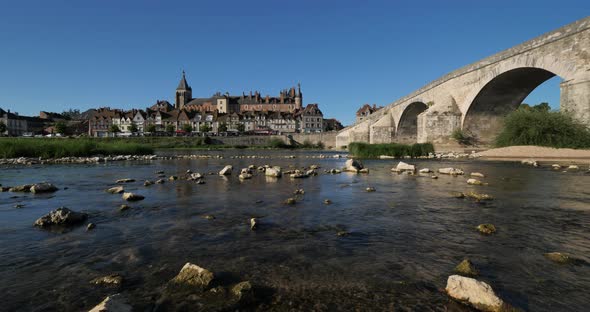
left=199, top=124, right=212, bottom=133
left=236, top=123, right=245, bottom=133
left=109, top=124, right=121, bottom=134
left=218, top=123, right=228, bottom=133
left=55, top=121, right=68, bottom=134
left=129, top=122, right=139, bottom=133
left=166, top=124, right=175, bottom=134
left=61, top=109, right=81, bottom=120
left=146, top=124, right=157, bottom=133
left=0, top=121, right=6, bottom=135
left=182, top=123, right=193, bottom=133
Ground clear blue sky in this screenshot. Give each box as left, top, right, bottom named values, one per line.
left=0, top=0, right=588, bottom=125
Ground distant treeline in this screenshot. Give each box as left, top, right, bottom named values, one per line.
left=0, top=138, right=153, bottom=158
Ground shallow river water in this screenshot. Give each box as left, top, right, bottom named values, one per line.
left=1, top=150, right=589, bottom=311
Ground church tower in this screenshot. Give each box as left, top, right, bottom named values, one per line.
left=295, top=83, right=303, bottom=110
left=175, top=70, right=192, bottom=110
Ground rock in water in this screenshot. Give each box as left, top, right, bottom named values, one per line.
left=392, top=161, right=416, bottom=173
left=521, top=159, right=538, bottom=167
left=419, top=168, right=432, bottom=173
left=366, top=187, right=376, bottom=192
left=455, top=259, right=478, bottom=276
left=9, top=184, right=33, bottom=192
left=89, top=294, right=132, bottom=312
left=467, top=178, right=483, bottom=185
left=265, top=167, right=282, bottom=177
left=445, top=275, right=504, bottom=311
left=87, top=223, right=96, bottom=231
left=470, top=172, right=485, bottom=178
left=30, top=182, right=58, bottom=194
left=106, top=186, right=124, bottom=194
left=344, top=159, right=364, bottom=173
left=34, top=207, right=88, bottom=227
left=116, top=178, right=135, bottom=184
left=144, top=180, right=154, bottom=186
left=231, top=281, right=253, bottom=302
left=171, top=262, right=214, bottom=288
left=477, top=224, right=496, bottom=235
left=91, top=274, right=124, bottom=286
left=250, top=218, right=258, bottom=230
left=438, top=168, right=464, bottom=175
left=122, top=192, right=144, bottom=201
left=544, top=252, right=572, bottom=264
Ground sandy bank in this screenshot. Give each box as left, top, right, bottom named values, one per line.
left=475, top=146, right=590, bottom=161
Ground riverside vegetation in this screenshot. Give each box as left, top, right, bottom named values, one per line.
left=348, top=142, right=435, bottom=158
left=0, top=137, right=325, bottom=159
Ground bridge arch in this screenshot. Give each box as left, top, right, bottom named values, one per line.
left=396, top=101, right=428, bottom=143
left=462, top=67, right=563, bottom=143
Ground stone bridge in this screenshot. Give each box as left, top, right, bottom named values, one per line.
left=336, top=16, right=590, bottom=147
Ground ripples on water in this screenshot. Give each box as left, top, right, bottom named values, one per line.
left=0, top=150, right=589, bottom=311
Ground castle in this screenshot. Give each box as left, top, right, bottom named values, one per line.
left=174, top=71, right=303, bottom=114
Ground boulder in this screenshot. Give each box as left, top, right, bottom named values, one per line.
left=455, top=259, right=478, bottom=276
left=344, top=159, right=363, bottom=173
left=239, top=173, right=253, bottom=180
left=171, top=262, right=214, bottom=288
left=240, top=168, right=252, bottom=175
left=445, top=275, right=504, bottom=311
left=477, top=224, right=496, bottom=235
left=144, top=180, right=154, bottom=186
left=265, top=167, right=282, bottom=178
left=438, top=168, right=464, bottom=175
left=168, top=176, right=178, bottom=181
left=156, top=179, right=166, bottom=184
left=89, top=294, right=132, bottom=312
left=9, top=184, right=33, bottom=192
left=250, top=218, right=258, bottom=231
left=329, top=169, right=341, bottom=174
left=34, top=207, right=88, bottom=227
left=290, top=172, right=309, bottom=178
left=30, top=182, right=58, bottom=194
left=567, top=165, right=579, bottom=170
left=284, top=198, right=296, bottom=205
left=323, top=199, right=332, bottom=205
left=106, top=186, right=125, bottom=194
left=231, top=281, right=253, bottom=302
left=467, top=178, right=483, bottom=185
left=294, top=188, right=305, bottom=195
left=219, top=165, right=233, bottom=175
left=470, top=172, right=485, bottom=178
left=419, top=168, right=432, bottom=173
left=87, top=223, right=96, bottom=231
left=392, top=161, right=416, bottom=173
left=116, top=178, right=135, bottom=184
left=544, top=252, right=572, bottom=264
left=551, top=164, right=561, bottom=170
left=366, top=187, right=376, bottom=192
left=91, top=274, right=124, bottom=286
left=521, top=159, right=538, bottom=167
left=122, top=192, right=144, bottom=201
left=466, top=191, right=493, bottom=201
left=359, top=168, right=370, bottom=173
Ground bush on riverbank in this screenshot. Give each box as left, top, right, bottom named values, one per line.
left=348, top=142, right=435, bottom=158
left=0, top=138, right=153, bottom=158
left=495, top=109, right=590, bottom=148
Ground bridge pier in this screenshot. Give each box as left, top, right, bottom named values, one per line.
left=561, top=79, right=590, bottom=125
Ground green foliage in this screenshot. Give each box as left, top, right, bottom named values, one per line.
left=451, top=128, right=476, bottom=146
left=495, top=109, right=590, bottom=148
left=218, top=123, right=228, bottom=133
left=109, top=124, right=121, bottom=133
left=348, top=142, right=435, bottom=158
left=199, top=124, right=212, bottom=133
left=268, top=138, right=290, bottom=148
left=61, top=109, right=81, bottom=120
left=129, top=123, right=139, bottom=133
left=0, top=138, right=153, bottom=158
left=236, top=123, right=245, bottom=133
left=0, top=121, right=6, bottom=134
left=54, top=121, right=68, bottom=134
left=203, top=136, right=212, bottom=145
left=182, top=123, right=193, bottom=133
left=146, top=124, right=157, bottom=133
left=166, top=124, right=175, bottom=133
left=519, top=102, right=551, bottom=112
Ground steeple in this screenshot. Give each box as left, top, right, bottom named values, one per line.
left=176, top=70, right=192, bottom=91
left=295, top=82, right=302, bottom=110
left=175, top=70, right=192, bottom=109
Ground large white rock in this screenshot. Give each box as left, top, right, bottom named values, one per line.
left=344, top=159, right=363, bottom=172
left=265, top=167, right=282, bottom=177
left=89, top=294, right=132, bottom=312
left=392, top=161, right=415, bottom=173
left=438, top=168, right=465, bottom=175
left=30, top=182, right=59, bottom=194
left=171, top=262, right=215, bottom=287
left=219, top=165, right=232, bottom=175
left=122, top=192, right=144, bottom=201
left=521, top=159, right=538, bottom=167
left=445, top=275, right=504, bottom=311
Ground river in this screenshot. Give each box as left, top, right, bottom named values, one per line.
left=0, top=150, right=589, bottom=311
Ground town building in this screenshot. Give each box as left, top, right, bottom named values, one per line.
left=356, top=104, right=382, bottom=123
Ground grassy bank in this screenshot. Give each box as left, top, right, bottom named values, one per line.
left=495, top=109, right=590, bottom=148
left=348, top=142, right=435, bottom=158
left=0, top=138, right=154, bottom=158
